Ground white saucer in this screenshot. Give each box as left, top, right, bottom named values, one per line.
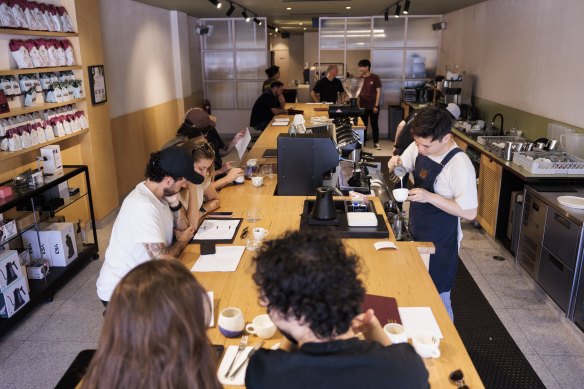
left=557, top=196, right=584, bottom=209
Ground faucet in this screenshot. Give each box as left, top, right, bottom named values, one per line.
left=491, top=113, right=504, bottom=136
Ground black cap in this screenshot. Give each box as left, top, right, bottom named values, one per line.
left=159, top=146, right=204, bottom=184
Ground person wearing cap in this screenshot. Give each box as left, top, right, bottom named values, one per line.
left=96, top=146, right=203, bottom=305
left=387, top=107, right=477, bottom=321
left=163, top=107, right=244, bottom=190
left=262, top=65, right=286, bottom=109
left=250, top=81, right=288, bottom=132
left=310, top=64, right=345, bottom=104
left=393, top=103, right=461, bottom=157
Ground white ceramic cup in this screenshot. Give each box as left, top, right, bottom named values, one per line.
left=412, top=331, right=441, bottom=359
left=392, top=188, right=409, bottom=202
left=217, top=307, right=245, bottom=338
left=234, top=175, right=245, bottom=184
left=253, top=227, right=269, bottom=241
left=252, top=176, right=264, bottom=187
left=383, top=323, right=408, bottom=344
left=245, top=314, right=277, bottom=339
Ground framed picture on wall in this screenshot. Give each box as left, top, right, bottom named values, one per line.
left=88, top=65, right=107, bottom=104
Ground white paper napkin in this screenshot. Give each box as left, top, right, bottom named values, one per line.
left=217, top=345, right=254, bottom=386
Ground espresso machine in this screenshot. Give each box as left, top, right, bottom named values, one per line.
left=442, top=67, right=473, bottom=106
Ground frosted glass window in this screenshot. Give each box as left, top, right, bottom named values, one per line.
left=320, top=19, right=346, bottom=49
left=406, top=17, right=441, bottom=48
left=373, top=18, right=405, bottom=48
left=236, top=52, right=267, bottom=79
left=346, top=18, right=372, bottom=49
left=204, top=52, right=234, bottom=80
left=381, top=81, right=403, bottom=105
left=206, top=82, right=235, bottom=109
left=234, top=20, right=266, bottom=49
left=237, top=82, right=263, bottom=109
left=405, top=50, right=438, bottom=79
left=372, top=50, right=403, bottom=79
left=203, top=20, right=232, bottom=49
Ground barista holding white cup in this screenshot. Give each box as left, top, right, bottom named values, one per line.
left=387, top=107, right=477, bottom=321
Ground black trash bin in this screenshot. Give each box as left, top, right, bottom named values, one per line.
left=388, top=105, right=403, bottom=141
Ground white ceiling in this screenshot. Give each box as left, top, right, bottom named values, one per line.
left=132, top=0, right=487, bottom=32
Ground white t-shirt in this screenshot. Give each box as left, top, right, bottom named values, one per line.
left=96, top=181, right=174, bottom=301
left=400, top=141, right=478, bottom=244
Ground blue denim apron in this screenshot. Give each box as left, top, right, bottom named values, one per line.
left=409, top=148, right=462, bottom=293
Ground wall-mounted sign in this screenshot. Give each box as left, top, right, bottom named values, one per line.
left=88, top=65, right=107, bottom=105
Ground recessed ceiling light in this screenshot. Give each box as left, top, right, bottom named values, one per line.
left=303, top=27, right=306, bottom=30
left=286, top=7, right=291, bottom=11
left=299, top=22, right=303, bottom=25
left=346, top=6, right=351, bottom=10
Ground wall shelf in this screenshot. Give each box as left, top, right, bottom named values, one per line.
left=0, top=28, right=77, bottom=38
left=0, top=128, right=88, bottom=162
left=0, top=65, right=82, bottom=77
left=0, top=98, right=86, bottom=119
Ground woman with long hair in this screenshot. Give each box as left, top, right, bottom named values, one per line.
left=82, top=260, right=221, bottom=389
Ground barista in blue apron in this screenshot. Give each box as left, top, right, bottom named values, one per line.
left=388, top=107, right=478, bottom=320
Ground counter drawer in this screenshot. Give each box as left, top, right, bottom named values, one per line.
left=543, top=209, right=581, bottom=270
left=539, top=247, right=574, bottom=312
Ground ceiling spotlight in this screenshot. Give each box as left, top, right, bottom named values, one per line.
left=403, top=0, right=410, bottom=14
left=299, top=22, right=303, bottom=26
left=394, top=4, right=401, bottom=17
left=209, top=0, right=221, bottom=9
left=242, top=10, right=250, bottom=22
left=346, top=6, right=351, bottom=9
left=253, top=17, right=262, bottom=26
left=286, top=7, right=291, bottom=11
left=303, top=27, right=306, bottom=30
left=275, top=26, right=279, bottom=32
left=384, top=9, right=389, bottom=21
left=225, top=2, right=235, bottom=16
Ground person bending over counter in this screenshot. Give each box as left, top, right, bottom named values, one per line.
left=95, top=146, right=201, bottom=305
left=388, top=107, right=477, bottom=320
left=246, top=231, right=429, bottom=389
left=180, top=139, right=221, bottom=228
left=163, top=107, right=244, bottom=190
left=250, top=81, right=288, bottom=132
left=83, top=260, right=221, bottom=389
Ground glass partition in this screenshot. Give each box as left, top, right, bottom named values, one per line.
left=346, top=18, right=372, bottom=49
left=373, top=18, right=405, bottom=48
left=320, top=18, right=346, bottom=49
left=234, top=19, right=267, bottom=49
left=203, top=20, right=232, bottom=50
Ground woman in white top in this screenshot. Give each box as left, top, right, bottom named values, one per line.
left=180, top=138, right=221, bottom=228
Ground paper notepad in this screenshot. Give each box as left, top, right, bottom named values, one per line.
left=398, top=307, right=443, bottom=339
left=191, top=246, right=245, bottom=272
left=192, top=218, right=242, bottom=243
left=234, top=128, right=251, bottom=159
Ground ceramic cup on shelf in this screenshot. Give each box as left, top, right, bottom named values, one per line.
left=218, top=307, right=245, bottom=338
left=412, top=331, right=441, bottom=359
left=383, top=323, right=408, bottom=344
left=252, top=227, right=269, bottom=241
left=245, top=314, right=277, bottom=339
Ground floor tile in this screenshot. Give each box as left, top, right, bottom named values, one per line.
left=1, top=313, right=51, bottom=342
left=0, top=338, right=23, bottom=365
left=523, top=353, right=561, bottom=389
left=540, top=355, right=584, bottom=388
left=27, top=299, right=104, bottom=343
left=484, top=273, right=551, bottom=309
left=509, top=308, right=584, bottom=357
left=493, top=307, right=537, bottom=355
left=69, top=273, right=100, bottom=302
left=461, top=247, right=521, bottom=276
left=464, top=270, right=505, bottom=309
left=0, top=340, right=97, bottom=389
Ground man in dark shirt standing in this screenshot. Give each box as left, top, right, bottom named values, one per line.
left=250, top=81, right=288, bottom=131
left=311, top=64, right=345, bottom=103
left=358, top=59, right=382, bottom=150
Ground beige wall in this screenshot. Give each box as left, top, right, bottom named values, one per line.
left=441, top=0, right=584, bottom=129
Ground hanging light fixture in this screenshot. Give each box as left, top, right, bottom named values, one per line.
left=253, top=17, right=262, bottom=26
left=242, top=10, right=250, bottom=22
left=403, top=0, right=411, bottom=14
left=209, top=0, right=221, bottom=9
left=384, top=9, right=389, bottom=21
left=394, top=4, right=401, bottom=17
left=225, top=2, right=235, bottom=16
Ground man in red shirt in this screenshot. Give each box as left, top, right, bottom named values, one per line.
left=357, top=59, right=382, bottom=150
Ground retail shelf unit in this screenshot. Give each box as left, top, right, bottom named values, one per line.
left=0, top=21, right=86, bottom=162
left=0, top=165, right=98, bottom=336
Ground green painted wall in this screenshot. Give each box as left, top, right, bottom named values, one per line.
left=474, top=97, right=583, bottom=141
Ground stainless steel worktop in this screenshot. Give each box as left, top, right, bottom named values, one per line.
left=525, top=186, right=584, bottom=227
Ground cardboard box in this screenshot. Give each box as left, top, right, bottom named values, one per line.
left=0, top=186, right=13, bottom=198
left=40, top=145, right=63, bottom=175
left=0, top=250, right=23, bottom=290
left=26, top=259, right=49, bottom=280
left=0, top=276, right=30, bottom=318
left=42, top=222, right=78, bottom=267
left=0, top=219, right=17, bottom=244
left=3, top=210, right=40, bottom=231
left=22, top=226, right=51, bottom=262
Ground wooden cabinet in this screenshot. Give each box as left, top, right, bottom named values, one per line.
left=477, top=153, right=503, bottom=237
left=453, top=135, right=469, bottom=152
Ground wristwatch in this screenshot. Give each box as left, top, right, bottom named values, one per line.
left=169, top=202, right=182, bottom=212
left=200, top=206, right=207, bottom=214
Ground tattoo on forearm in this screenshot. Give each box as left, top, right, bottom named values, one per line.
left=144, top=242, right=171, bottom=260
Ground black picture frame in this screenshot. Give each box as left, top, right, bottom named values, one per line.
left=88, top=65, right=107, bottom=105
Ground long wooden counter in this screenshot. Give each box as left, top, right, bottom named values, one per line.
left=181, top=103, right=483, bottom=388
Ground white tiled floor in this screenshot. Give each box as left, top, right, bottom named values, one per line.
left=2, top=139, right=584, bottom=388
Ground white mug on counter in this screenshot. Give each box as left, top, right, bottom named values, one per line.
left=253, top=227, right=269, bottom=241
left=252, top=176, right=264, bottom=187
left=218, top=307, right=245, bottom=338
left=383, top=323, right=408, bottom=344
left=412, top=331, right=441, bottom=359
left=245, top=314, right=277, bottom=339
